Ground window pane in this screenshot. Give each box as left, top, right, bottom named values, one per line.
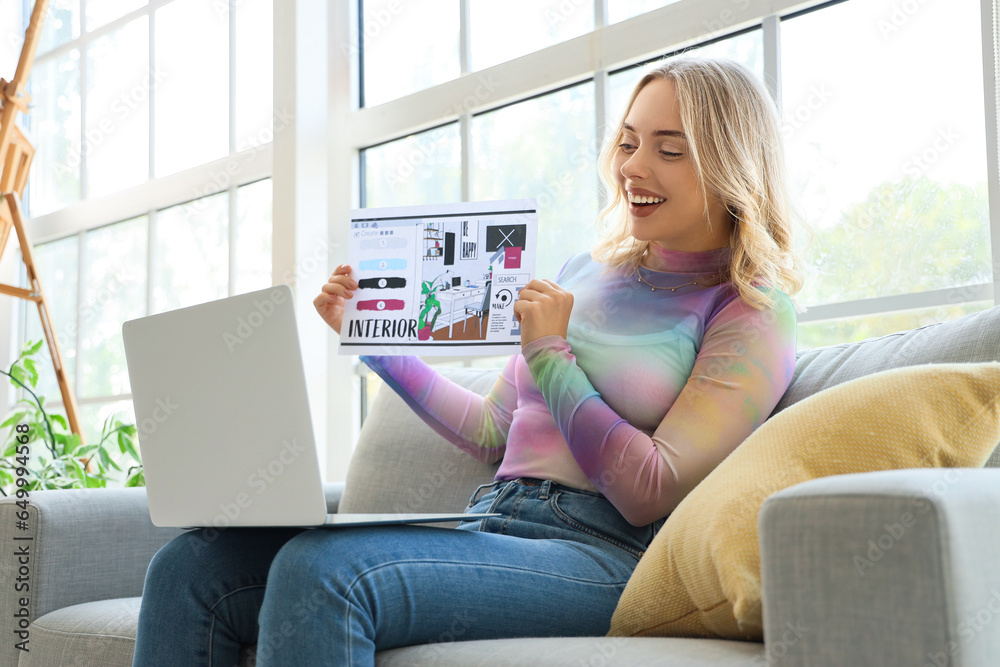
left=79, top=217, right=147, bottom=398
left=470, top=0, right=593, bottom=71
left=86, top=0, right=147, bottom=33
left=38, top=0, right=80, bottom=53
left=0, top=3, right=24, bottom=75
left=608, top=0, right=679, bottom=24
left=608, top=30, right=764, bottom=125
left=234, top=0, right=273, bottom=150
left=234, top=179, right=273, bottom=294
left=154, top=0, right=228, bottom=176
left=472, top=83, right=598, bottom=281
left=28, top=49, right=81, bottom=216
left=22, top=236, right=78, bottom=403
left=797, top=302, right=992, bottom=351
left=362, top=0, right=460, bottom=107
left=153, top=194, right=229, bottom=312
left=85, top=16, right=149, bottom=199
left=363, top=124, right=461, bottom=208
left=782, top=0, right=989, bottom=306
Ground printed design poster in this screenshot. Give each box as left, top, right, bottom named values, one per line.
left=338, top=200, right=538, bottom=356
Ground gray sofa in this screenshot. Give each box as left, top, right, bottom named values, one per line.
left=5, top=304, right=1000, bottom=666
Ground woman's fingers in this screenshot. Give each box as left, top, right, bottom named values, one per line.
left=329, top=264, right=353, bottom=280
left=321, top=280, right=355, bottom=299
left=513, top=279, right=574, bottom=344
left=314, top=265, right=356, bottom=335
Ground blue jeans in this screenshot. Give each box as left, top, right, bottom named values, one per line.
left=132, top=479, right=663, bottom=666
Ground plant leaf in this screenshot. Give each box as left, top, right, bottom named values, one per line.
left=76, top=444, right=99, bottom=457
left=67, top=458, right=86, bottom=484
left=21, top=359, right=38, bottom=387
left=1, top=410, right=28, bottom=429
left=102, top=447, right=123, bottom=471
left=23, top=339, right=44, bottom=356
left=125, top=468, right=145, bottom=487
left=125, top=438, right=141, bottom=462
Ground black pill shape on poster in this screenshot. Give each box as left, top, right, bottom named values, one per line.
left=359, top=277, right=407, bottom=289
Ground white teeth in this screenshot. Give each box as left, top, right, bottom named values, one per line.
left=628, top=193, right=665, bottom=205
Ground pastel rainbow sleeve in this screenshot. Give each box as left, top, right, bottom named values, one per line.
left=521, top=290, right=797, bottom=526
left=361, top=355, right=517, bottom=463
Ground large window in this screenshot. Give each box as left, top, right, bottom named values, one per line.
left=26, top=0, right=274, bottom=214
left=6, top=0, right=275, bottom=452
left=19, top=181, right=273, bottom=446
left=781, top=0, right=991, bottom=347
left=350, top=0, right=999, bottom=360
left=470, top=82, right=598, bottom=282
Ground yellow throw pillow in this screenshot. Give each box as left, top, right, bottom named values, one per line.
left=608, top=362, right=1000, bottom=641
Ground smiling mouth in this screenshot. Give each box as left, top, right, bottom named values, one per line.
left=627, top=193, right=666, bottom=207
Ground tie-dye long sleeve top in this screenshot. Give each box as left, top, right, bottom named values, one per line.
left=361, top=246, right=797, bottom=526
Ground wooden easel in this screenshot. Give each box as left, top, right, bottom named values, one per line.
left=0, top=0, right=84, bottom=440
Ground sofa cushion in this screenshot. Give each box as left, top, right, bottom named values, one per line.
left=19, top=597, right=256, bottom=667
left=340, top=366, right=502, bottom=516
left=375, top=636, right=764, bottom=666
left=775, top=303, right=1000, bottom=414
left=608, top=362, right=1000, bottom=642
left=19, top=598, right=141, bottom=667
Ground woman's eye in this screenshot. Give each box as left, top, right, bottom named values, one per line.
left=619, top=143, right=637, bottom=154
left=660, top=150, right=682, bottom=158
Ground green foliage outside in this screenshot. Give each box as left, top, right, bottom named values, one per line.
left=799, top=176, right=989, bottom=304
left=0, top=339, right=144, bottom=496
left=796, top=176, right=990, bottom=349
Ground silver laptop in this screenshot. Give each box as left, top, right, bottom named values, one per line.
left=122, top=284, right=497, bottom=528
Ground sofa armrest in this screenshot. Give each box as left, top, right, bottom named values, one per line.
left=0, top=488, right=184, bottom=665
left=760, top=468, right=1000, bottom=667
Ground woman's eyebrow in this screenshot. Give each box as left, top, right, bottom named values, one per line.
left=622, top=122, right=687, bottom=140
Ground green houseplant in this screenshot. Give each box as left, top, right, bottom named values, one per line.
left=0, top=339, right=144, bottom=495
left=417, top=278, right=443, bottom=340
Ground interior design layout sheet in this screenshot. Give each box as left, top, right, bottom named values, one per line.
left=338, top=199, right=538, bottom=356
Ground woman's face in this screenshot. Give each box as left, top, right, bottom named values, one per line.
left=613, top=77, right=732, bottom=255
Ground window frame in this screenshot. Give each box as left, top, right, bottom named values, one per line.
left=1, top=0, right=282, bottom=460
left=340, top=0, right=1000, bottom=331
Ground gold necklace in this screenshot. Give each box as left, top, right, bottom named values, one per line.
left=636, top=270, right=717, bottom=292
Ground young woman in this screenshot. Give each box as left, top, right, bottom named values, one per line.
left=133, top=56, right=801, bottom=666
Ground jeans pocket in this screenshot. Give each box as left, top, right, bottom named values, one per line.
left=466, top=480, right=504, bottom=510
left=549, top=490, right=650, bottom=561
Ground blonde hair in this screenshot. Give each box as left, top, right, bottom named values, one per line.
left=593, top=56, right=802, bottom=309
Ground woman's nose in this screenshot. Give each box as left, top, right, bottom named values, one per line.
left=620, top=151, right=650, bottom=180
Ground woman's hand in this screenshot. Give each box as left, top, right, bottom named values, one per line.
left=513, top=279, right=574, bottom=346
left=313, top=265, right=357, bottom=335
